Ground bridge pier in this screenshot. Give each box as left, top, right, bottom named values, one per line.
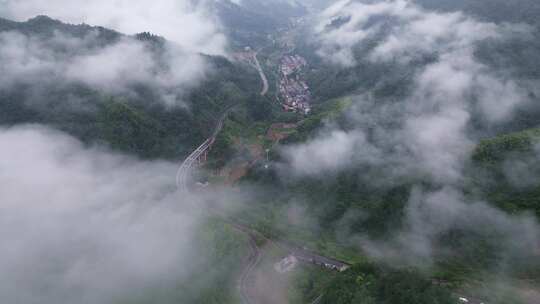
left=195, top=150, right=209, bottom=166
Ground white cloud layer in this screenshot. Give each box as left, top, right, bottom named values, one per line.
left=314, top=0, right=529, bottom=68
left=283, top=130, right=361, bottom=176
left=361, top=186, right=540, bottom=267
left=283, top=0, right=540, bottom=269
left=0, top=30, right=207, bottom=107
left=289, top=0, right=529, bottom=184
left=0, top=0, right=227, bottom=55
left=0, top=125, right=204, bottom=304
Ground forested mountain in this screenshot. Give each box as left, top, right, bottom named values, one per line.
left=2, top=1, right=540, bottom=304
left=0, top=15, right=261, bottom=159
left=214, top=0, right=307, bottom=48
left=0, top=15, right=120, bottom=40
left=416, top=0, right=540, bottom=26
left=220, top=1, right=540, bottom=303
left=289, top=0, right=540, bottom=135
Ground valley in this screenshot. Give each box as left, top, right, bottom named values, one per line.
left=1, top=1, right=540, bottom=304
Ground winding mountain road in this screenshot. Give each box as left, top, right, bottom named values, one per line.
left=175, top=108, right=232, bottom=192
left=175, top=108, right=350, bottom=304
left=239, top=234, right=262, bottom=304
left=175, top=108, right=265, bottom=303
left=253, top=52, right=269, bottom=96
left=226, top=219, right=350, bottom=272
left=174, top=61, right=486, bottom=304
left=177, top=149, right=350, bottom=304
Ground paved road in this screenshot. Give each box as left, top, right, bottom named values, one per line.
left=175, top=108, right=350, bottom=304
left=176, top=107, right=233, bottom=192
left=176, top=124, right=480, bottom=304
left=174, top=111, right=484, bottom=304
left=253, top=52, right=269, bottom=96
left=239, top=234, right=262, bottom=304
left=224, top=218, right=351, bottom=272
left=175, top=138, right=212, bottom=191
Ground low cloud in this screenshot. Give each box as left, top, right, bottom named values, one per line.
left=288, top=0, right=530, bottom=183
left=0, top=30, right=207, bottom=107
left=503, top=142, right=540, bottom=189
left=0, top=0, right=226, bottom=55
left=281, top=0, right=539, bottom=275
left=282, top=129, right=369, bottom=176
left=361, top=187, right=540, bottom=268
left=0, top=125, right=212, bottom=304
left=314, top=0, right=501, bottom=66
left=314, top=0, right=529, bottom=125
left=281, top=92, right=474, bottom=185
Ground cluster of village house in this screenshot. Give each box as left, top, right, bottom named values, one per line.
left=278, top=55, right=311, bottom=115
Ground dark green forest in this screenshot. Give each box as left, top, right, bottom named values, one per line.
left=0, top=16, right=261, bottom=159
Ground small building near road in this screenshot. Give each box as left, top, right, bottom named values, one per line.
left=274, top=255, right=298, bottom=273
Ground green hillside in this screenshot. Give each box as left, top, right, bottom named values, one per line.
left=0, top=16, right=261, bottom=159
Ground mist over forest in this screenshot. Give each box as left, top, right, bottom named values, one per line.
left=1, top=1, right=540, bottom=304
